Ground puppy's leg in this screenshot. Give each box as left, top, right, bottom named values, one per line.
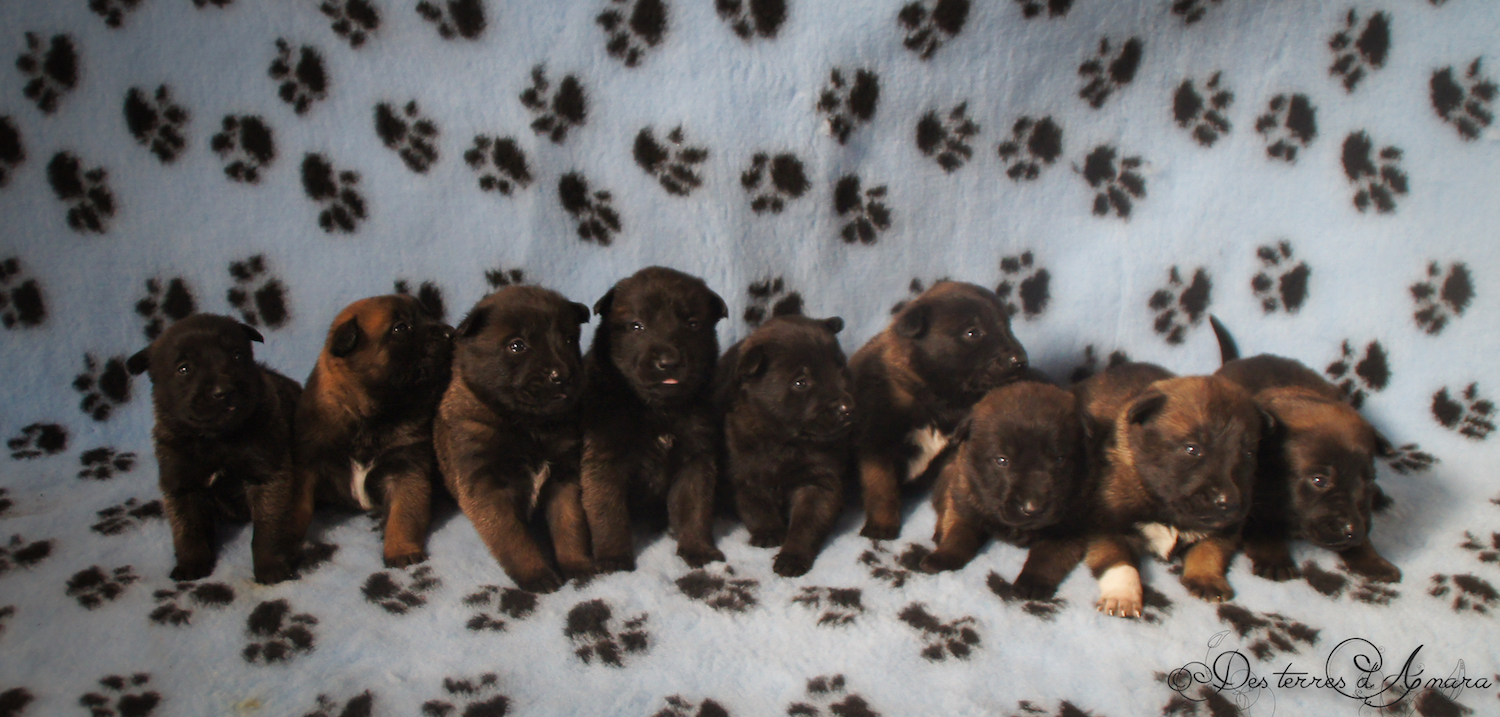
left=458, top=474, right=563, bottom=594
left=378, top=455, right=434, bottom=568
left=246, top=470, right=301, bottom=585
left=544, top=477, right=594, bottom=580
left=733, top=479, right=785, bottom=549
left=157, top=449, right=218, bottom=581
left=1013, top=536, right=1086, bottom=600
left=1244, top=535, right=1300, bottom=581
left=668, top=454, right=724, bottom=568
left=774, top=483, right=841, bottom=577
left=288, top=465, right=319, bottom=559
left=1339, top=538, right=1402, bottom=582
left=920, top=485, right=985, bottom=573
left=581, top=442, right=636, bottom=573
left=857, top=454, right=902, bottom=540
left=1181, top=535, right=1237, bottom=602
left=1087, top=535, right=1142, bottom=618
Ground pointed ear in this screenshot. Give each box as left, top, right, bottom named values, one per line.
left=821, top=317, right=845, bottom=335
left=1258, top=407, right=1277, bottom=436
left=126, top=348, right=150, bottom=376
left=592, top=288, right=616, bottom=318
left=330, top=318, right=362, bottom=357
left=951, top=414, right=973, bottom=444
left=455, top=306, right=488, bottom=339
left=241, top=324, right=265, bottom=343
left=895, top=303, right=929, bottom=339
left=1125, top=390, right=1168, bottom=426
left=1372, top=429, right=1396, bottom=458
left=707, top=289, right=728, bottom=323
left=738, top=344, right=768, bottom=380
left=569, top=301, right=591, bottom=326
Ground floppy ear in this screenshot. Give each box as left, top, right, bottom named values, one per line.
left=894, top=303, right=929, bottom=339
left=1125, top=390, right=1168, bottom=425
left=240, top=324, right=265, bottom=343
left=592, top=288, right=616, bottom=317
left=126, top=348, right=150, bottom=376
left=821, top=317, right=845, bottom=335
left=455, top=306, right=488, bottom=339
left=569, top=301, right=591, bottom=326
left=706, top=289, right=728, bottom=323
left=330, top=318, right=362, bottom=357
left=737, top=345, right=768, bottom=380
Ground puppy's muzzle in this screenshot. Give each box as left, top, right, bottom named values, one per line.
left=1310, top=515, right=1366, bottom=550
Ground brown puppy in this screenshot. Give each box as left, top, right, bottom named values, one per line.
left=717, top=312, right=853, bottom=577
left=1074, top=362, right=1264, bottom=617
left=435, top=287, right=593, bottom=593
left=126, top=314, right=303, bottom=584
left=581, top=266, right=727, bottom=571
left=295, top=294, right=453, bottom=567
left=850, top=281, right=1029, bottom=539
left=920, top=377, right=1091, bottom=599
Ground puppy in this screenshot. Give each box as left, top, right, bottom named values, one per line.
left=435, top=287, right=592, bottom=593
left=295, top=294, right=453, bottom=568
left=920, top=377, right=1091, bottom=599
left=850, top=281, right=1029, bottom=539
left=1074, top=362, right=1264, bottom=617
left=126, top=314, right=303, bottom=584
left=717, top=311, right=853, bottom=577
left=581, top=266, right=727, bottom=571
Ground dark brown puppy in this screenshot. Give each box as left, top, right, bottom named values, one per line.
left=850, top=281, right=1029, bottom=539
left=126, top=313, right=303, bottom=584
left=295, top=294, right=453, bottom=568
left=717, top=312, right=853, bottom=577
left=581, top=266, right=727, bottom=571
left=435, top=287, right=592, bottom=593
left=1074, top=362, right=1264, bottom=617
left=920, top=378, right=1091, bottom=599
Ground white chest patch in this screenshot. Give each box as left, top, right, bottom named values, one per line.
left=350, top=460, right=375, bottom=511
left=904, top=426, right=950, bottom=482
left=528, top=462, right=551, bottom=518
left=1137, top=522, right=1209, bottom=560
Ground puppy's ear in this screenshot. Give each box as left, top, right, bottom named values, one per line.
left=895, top=303, right=929, bottom=339
left=1125, top=390, right=1168, bottom=425
left=330, top=318, right=362, bottom=357
left=737, top=345, right=768, bottom=380
left=1372, top=429, right=1397, bottom=458
left=455, top=306, right=488, bottom=339
left=569, top=302, right=591, bottom=326
left=1257, top=407, right=1277, bottom=436
left=951, top=414, right=973, bottom=444
left=821, top=317, right=845, bottom=335
left=241, top=324, right=265, bottom=343
left=593, top=288, right=616, bottom=318
left=706, top=289, right=728, bottom=323
left=126, top=348, right=150, bottom=376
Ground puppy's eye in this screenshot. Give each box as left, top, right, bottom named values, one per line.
left=232, top=351, right=246, bottom=362
left=392, top=322, right=410, bottom=335
left=994, top=455, right=1009, bottom=467
left=963, top=327, right=985, bottom=342
left=630, top=321, right=645, bottom=332
left=687, top=319, right=700, bottom=330
left=1184, top=443, right=1203, bottom=457
left=1310, top=474, right=1329, bottom=488
left=508, top=339, right=527, bottom=353
left=176, top=363, right=190, bottom=375
left=792, top=377, right=809, bottom=391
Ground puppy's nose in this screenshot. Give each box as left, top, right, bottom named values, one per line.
left=1009, top=354, right=1027, bottom=370
left=548, top=369, right=566, bottom=385
left=1340, top=523, right=1357, bottom=541
left=834, top=402, right=853, bottom=422
left=210, top=385, right=235, bottom=401
left=653, top=352, right=679, bottom=370
left=442, top=327, right=455, bottom=342
left=1020, top=500, right=1042, bottom=517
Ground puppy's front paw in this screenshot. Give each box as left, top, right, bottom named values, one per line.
left=1095, top=564, right=1142, bottom=618
left=514, top=569, right=564, bottom=595
left=1346, top=555, right=1402, bottom=583
left=748, top=530, right=785, bottom=549
left=170, top=560, right=214, bottom=582
left=1011, top=573, right=1060, bottom=601
left=918, top=550, right=968, bottom=574
left=1182, top=574, right=1234, bottom=603
left=594, top=555, right=636, bottom=574
left=383, top=549, right=428, bottom=569
left=859, top=520, right=899, bottom=541
left=1251, top=558, right=1300, bottom=582
left=1096, top=596, right=1142, bottom=618
left=773, top=550, right=814, bottom=577
left=558, top=557, right=596, bottom=581
left=678, top=544, right=725, bottom=568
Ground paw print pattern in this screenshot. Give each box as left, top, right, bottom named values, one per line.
left=792, top=587, right=865, bottom=627
left=1173, top=73, right=1232, bottom=147
left=211, top=115, right=276, bottom=183
left=653, top=696, right=730, bottom=717
left=193, top=0, right=233, bottom=6
left=16, top=33, right=80, bottom=115
left=786, top=675, right=880, bottom=717
left=79, top=674, right=160, bottom=717
left=1430, top=574, right=1499, bottom=615
left=995, top=252, right=1050, bottom=319
left=304, top=691, right=373, bottom=717
left=73, top=354, right=133, bottom=421
left=417, top=0, right=488, bottom=40
left=1342, top=132, right=1408, bottom=213
left=91, top=497, right=160, bottom=536
left=915, top=104, right=979, bottom=172
left=87, top=0, right=143, bottom=28
left=558, top=172, right=621, bottom=245
left=269, top=40, right=329, bottom=115
left=1251, top=241, right=1310, bottom=314
left=375, top=101, right=439, bottom=174
left=0, top=117, right=25, bottom=188
left=520, top=66, right=587, bottom=144
left=564, top=599, right=649, bottom=667
left=421, top=674, right=508, bottom=717
left=743, top=277, right=804, bottom=328
left=817, top=68, right=880, bottom=144
left=1214, top=605, right=1319, bottom=661
left=996, top=116, right=1063, bottom=181
left=833, top=175, right=892, bottom=244
left=598, top=0, right=668, bottom=67
left=1014, top=0, right=1072, bottom=19
left=1460, top=532, right=1500, bottom=565
left=0, top=535, right=53, bottom=575
left=985, top=572, right=1066, bottom=621
left=1329, top=10, right=1390, bottom=93
left=65, top=565, right=139, bottom=609
left=319, top=0, right=380, bottom=48
left=362, top=566, right=441, bottom=615
left=394, top=280, right=446, bottom=321
left=135, top=277, right=196, bottom=341
left=465, top=136, right=533, bottom=196
left=858, top=543, right=930, bottom=589
left=243, top=599, right=318, bottom=664
left=301, top=154, right=367, bottom=233
left=742, top=153, right=811, bottom=213
left=1148, top=266, right=1212, bottom=345
left=1432, top=384, right=1495, bottom=440
left=47, top=152, right=117, bottom=234
left=1411, top=261, right=1474, bottom=335
left=0, top=489, right=9, bottom=518
left=0, top=605, right=13, bottom=636
left=1255, top=94, right=1318, bottom=163
left=1171, top=0, right=1222, bottom=25
left=1431, top=59, right=1497, bottom=141
left=0, top=258, right=46, bottom=329
left=484, top=267, right=527, bottom=289
left=1068, top=345, right=1130, bottom=383
left=1299, top=561, right=1398, bottom=606
left=123, top=86, right=189, bottom=164
left=898, top=0, right=970, bottom=60
left=149, top=581, right=234, bottom=626
left=1324, top=340, right=1389, bottom=409
left=676, top=566, right=759, bottom=613
left=7, top=423, right=67, bottom=460
left=462, top=584, right=537, bottom=632
left=716, top=0, right=787, bottom=40
left=897, top=603, right=980, bottom=661
left=1078, top=37, right=1144, bottom=109
left=228, top=254, right=291, bottom=329
left=634, top=127, right=708, bottom=196
left=1382, top=442, right=1438, bottom=475
left=1082, top=146, right=1146, bottom=219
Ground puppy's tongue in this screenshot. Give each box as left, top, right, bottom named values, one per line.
left=662, top=378, right=679, bottom=385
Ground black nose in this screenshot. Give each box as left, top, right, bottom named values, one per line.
left=210, top=385, right=235, bottom=401
left=1341, top=523, right=1357, bottom=541
left=1009, top=354, right=1027, bottom=370
left=834, top=403, right=853, bottom=422
left=442, top=327, right=455, bottom=342
left=654, top=352, right=679, bottom=370
left=548, top=369, right=565, bottom=385
left=1019, top=500, right=1042, bottom=517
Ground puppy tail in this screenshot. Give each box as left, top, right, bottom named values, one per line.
left=1208, top=315, right=1239, bottom=364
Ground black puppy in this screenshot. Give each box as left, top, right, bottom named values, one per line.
left=127, top=313, right=303, bottom=584
left=717, top=311, right=853, bottom=577
left=581, top=266, right=727, bottom=571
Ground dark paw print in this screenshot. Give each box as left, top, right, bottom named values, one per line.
left=1004, top=700, right=1094, bottom=717
left=520, top=66, right=587, bottom=144
left=394, top=279, right=446, bottom=322
left=464, top=135, right=532, bottom=196
left=1068, top=345, right=1130, bottom=383
left=564, top=599, right=649, bottom=667
left=421, top=674, right=508, bottom=717
left=1078, top=37, right=1144, bottom=109
left=193, top=0, right=233, bottom=6
left=134, top=277, right=196, bottom=341
left=47, top=152, right=117, bottom=234
left=0, top=258, right=45, bottom=330
left=598, top=0, right=667, bottom=67
left=1014, top=0, right=1071, bottom=19
left=1255, top=93, right=1318, bottom=162
left=792, top=587, right=865, bottom=627
left=1158, top=673, right=1241, bottom=717
left=211, top=115, right=276, bottom=184
left=7, top=423, right=67, bottom=460
left=743, top=277, right=803, bottom=328
left=148, top=581, right=234, bottom=626
left=484, top=267, right=527, bottom=290
left=677, top=566, right=759, bottom=613
left=269, top=40, right=329, bottom=115
left=1431, top=58, right=1496, bottom=141
left=1299, top=561, right=1398, bottom=606
left=1215, top=605, right=1319, bottom=661
left=1324, top=340, right=1389, bottom=409
left=301, top=154, right=367, bottom=233
left=1, top=688, right=34, bottom=717
left=1411, top=261, right=1473, bottom=335
left=1173, top=73, right=1232, bottom=147
left=1382, top=442, right=1437, bottom=475
left=362, top=566, right=441, bottom=615
left=1460, top=532, right=1500, bottom=565
left=1329, top=10, right=1390, bottom=93
left=833, top=175, right=892, bottom=244
left=997, top=116, right=1063, bottom=181
left=87, top=0, right=143, bottom=28
left=417, top=0, right=488, bottom=40
left=858, top=543, right=930, bottom=589
left=1251, top=240, right=1310, bottom=314
left=228, top=254, right=291, bottom=329
left=786, top=675, right=880, bottom=717
left=298, top=539, right=339, bottom=577
left=243, top=599, right=318, bottom=664
left=66, top=565, right=140, bottom=609
left=462, top=584, right=537, bottom=632
left=319, top=0, right=380, bottom=48
left=742, top=152, right=810, bottom=213
left=915, top=103, right=979, bottom=172
left=985, top=572, right=1066, bottom=620
left=898, top=0, right=970, bottom=60
left=1148, top=266, right=1212, bottom=345
left=653, top=696, right=730, bottom=717
left=1433, top=384, right=1495, bottom=441
left=0, top=605, right=14, bottom=636
left=375, top=101, right=439, bottom=173
left=123, top=86, right=188, bottom=164
left=304, top=691, right=374, bottom=717
left=0, top=535, right=53, bottom=575
left=16, top=33, right=79, bottom=115
left=0, top=116, right=23, bottom=188
left=995, top=252, right=1050, bottom=319
left=1430, top=574, right=1498, bottom=615
left=1342, top=132, right=1408, bottom=214
left=79, top=674, right=160, bottom=717
left=898, top=603, right=980, bottom=661
left=1081, top=145, right=1146, bottom=218
left=817, top=68, right=880, bottom=144
left=1130, top=585, right=1176, bottom=625
left=0, top=489, right=9, bottom=518
left=91, top=497, right=160, bottom=536
left=73, top=354, right=133, bottom=421
left=716, top=0, right=787, bottom=40
left=1170, top=0, right=1222, bottom=25
left=558, top=172, right=621, bottom=245
left=634, top=126, right=708, bottom=196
